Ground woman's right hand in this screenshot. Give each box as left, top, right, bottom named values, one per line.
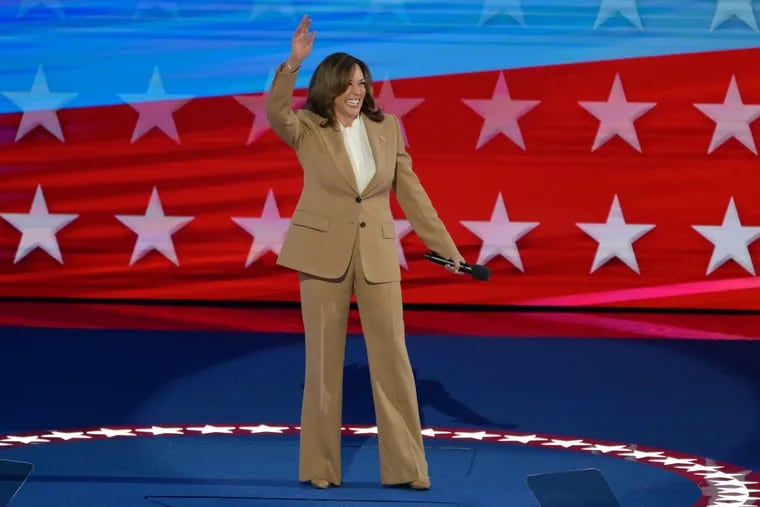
left=289, top=15, right=316, bottom=65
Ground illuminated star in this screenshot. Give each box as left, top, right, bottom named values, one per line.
left=462, top=72, right=540, bottom=150
left=460, top=193, right=539, bottom=271
left=576, top=194, right=655, bottom=274
left=710, top=0, right=758, bottom=31
left=118, top=66, right=193, bottom=143
left=692, top=197, right=760, bottom=275
left=232, top=189, right=292, bottom=266
left=694, top=75, right=760, bottom=154
left=478, top=0, right=525, bottom=26
left=375, top=79, right=424, bottom=147
left=594, top=0, right=643, bottom=29
left=115, top=187, right=194, bottom=266
left=0, top=65, right=78, bottom=142
left=0, top=185, right=78, bottom=264
left=578, top=73, right=656, bottom=152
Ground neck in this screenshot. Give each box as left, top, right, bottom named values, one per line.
left=337, top=113, right=358, bottom=128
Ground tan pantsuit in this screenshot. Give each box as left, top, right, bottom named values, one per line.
left=266, top=65, right=459, bottom=485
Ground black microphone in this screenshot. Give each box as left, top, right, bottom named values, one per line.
left=423, top=252, right=491, bottom=281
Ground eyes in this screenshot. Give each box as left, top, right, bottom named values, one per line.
left=345, top=80, right=366, bottom=89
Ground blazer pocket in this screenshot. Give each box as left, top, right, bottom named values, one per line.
left=291, top=209, right=330, bottom=232
left=381, top=221, right=396, bottom=239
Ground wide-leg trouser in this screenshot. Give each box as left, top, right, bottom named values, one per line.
left=297, top=238, right=428, bottom=485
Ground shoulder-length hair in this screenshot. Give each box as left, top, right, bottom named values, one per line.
left=305, top=52, right=384, bottom=128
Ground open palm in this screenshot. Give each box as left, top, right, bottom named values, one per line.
left=291, top=15, right=316, bottom=63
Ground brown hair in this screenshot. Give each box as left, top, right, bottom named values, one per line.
left=305, top=52, right=384, bottom=128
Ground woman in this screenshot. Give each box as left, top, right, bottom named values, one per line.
left=266, top=15, right=465, bottom=490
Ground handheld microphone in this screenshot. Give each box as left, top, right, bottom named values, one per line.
left=423, top=252, right=491, bottom=281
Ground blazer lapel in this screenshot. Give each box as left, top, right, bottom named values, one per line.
left=322, top=123, right=360, bottom=195
left=361, top=116, right=387, bottom=197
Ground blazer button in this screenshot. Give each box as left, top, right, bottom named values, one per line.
left=355, top=196, right=362, bottom=203
left=360, top=222, right=366, bottom=228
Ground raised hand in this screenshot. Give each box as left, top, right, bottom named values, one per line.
left=289, top=15, right=316, bottom=65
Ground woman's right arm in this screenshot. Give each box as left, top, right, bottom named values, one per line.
left=265, top=15, right=315, bottom=149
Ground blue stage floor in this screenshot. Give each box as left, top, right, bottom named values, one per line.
left=1, top=313, right=759, bottom=506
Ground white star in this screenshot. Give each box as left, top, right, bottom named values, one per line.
left=460, top=193, right=539, bottom=271
left=478, top=0, right=525, bottom=26
left=118, top=66, right=193, bottom=143
left=594, top=0, right=643, bottom=30
left=1, top=435, right=49, bottom=444
left=232, top=189, right=291, bottom=267
left=134, top=0, right=180, bottom=18
left=619, top=450, right=666, bottom=460
left=498, top=434, right=547, bottom=444
left=576, top=194, right=655, bottom=274
left=17, top=0, right=64, bottom=18
left=42, top=431, right=91, bottom=441
left=462, top=72, right=540, bottom=150
left=375, top=79, right=424, bottom=147
left=234, top=92, right=305, bottom=145
left=239, top=425, right=290, bottom=434
left=1, top=185, right=78, bottom=264
left=115, top=187, right=194, bottom=266
left=681, top=463, right=724, bottom=473
left=420, top=428, right=450, bottom=437
left=578, top=73, right=656, bottom=152
left=542, top=439, right=588, bottom=448
left=249, top=0, right=294, bottom=20
left=1, top=65, right=77, bottom=142
left=711, top=0, right=758, bottom=31
left=367, top=0, right=409, bottom=22
left=692, top=197, right=760, bottom=276
left=452, top=430, right=501, bottom=440
left=87, top=428, right=136, bottom=438
left=583, top=444, right=630, bottom=454
left=651, top=457, right=697, bottom=466
left=186, top=425, right=236, bottom=434
left=393, top=219, right=414, bottom=269
left=694, top=75, right=760, bottom=154
left=349, top=426, right=379, bottom=435
left=135, top=426, right=184, bottom=435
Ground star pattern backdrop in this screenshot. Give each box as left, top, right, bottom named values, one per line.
left=1, top=0, right=760, bottom=310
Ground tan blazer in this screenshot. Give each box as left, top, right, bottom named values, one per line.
left=266, top=66, right=459, bottom=283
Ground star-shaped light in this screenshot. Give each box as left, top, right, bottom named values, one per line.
left=239, top=425, right=290, bottom=434
left=234, top=92, right=305, bottom=145
left=583, top=444, right=630, bottom=454
left=694, top=75, right=760, bottom=154
left=87, top=428, right=136, bottom=438
left=499, top=434, right=547, bottom=444
left=134, top=0, right=180, bottom=18
left=578, top=73, right=656, bottom=152
left=118, top=66, right=193, bottom=143
left=1, top=435, right=49, bottom=444
left=692, top=197, right=760, bottom=276
left=185, top=425, right=236, bottom=434
left=460, top=193, right=539, bottom=271
left=393, top=219, right=414, bottom=269
left=0, top=185, right=78, bottom=264
left=115, top=187, right=194, bottom=266
left=17, top=0, right=65, bottom=18
left=136, top=426, right=184, bottom=435
left=462, top=72, right=540, bottom=150
left=1, top=65, right=78, bottom=142
left=576, top=195, right=655, bottom=274
left=375, top=79, right=424, bottom=147
left=367, top=0, right=409, bottom=22
left=478, top=0, right=526, bottom=26
left=619, top=449, right=665, bottom=460
left=542, top=439, right=588, bottom=448
left=452, top=431, right=500, bottom=440
left=710, top=0, right=758, bottom=31
left=349, top=426, right=379, bottom=435
left=42, top=431, right=91, bottom=441
left=249, top=0, right=294, bottom=20
left=594, top=0, right=643, bottom=30
left=420, top=428, right=450, bottom=437
left=232, top=189, right=291, bottom=267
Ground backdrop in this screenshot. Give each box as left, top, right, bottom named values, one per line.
left=1, top=0, right=760, bottom=310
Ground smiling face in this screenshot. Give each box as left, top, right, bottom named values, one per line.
left=333, top=64, right=366, bottom=127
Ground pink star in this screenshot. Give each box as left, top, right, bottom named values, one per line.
left=232, top=189, right=292, bottom=266
left=462, top=72, right=540, bottom=150
left=578, top=73, right=656, bottom=152
left=235, top=93, right=305, bottom=145
left=118, top=67, right=193, bottom=144
left=694, top=75, right=760, bottom=154
left=375, top=79, right=424, bottom=147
